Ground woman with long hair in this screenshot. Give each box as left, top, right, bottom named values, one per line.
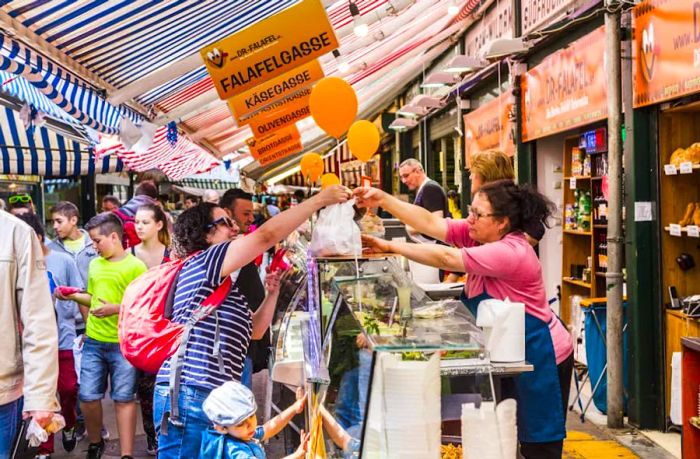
left=132, top=203, right=171, bottom=455
left=154, top=186, right=350, bottom=458
left=355, top=180, right=573, bottom=459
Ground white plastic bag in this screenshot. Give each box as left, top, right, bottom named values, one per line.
left=309, top=200, right=362, bottom=257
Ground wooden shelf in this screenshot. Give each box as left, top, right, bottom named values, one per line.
left=664, top=226, right=700, bottom=237
left=595, top=272, right=607, bottom=277
left=563, top=229, right=592, bottom=236
left=564, top=176, right=592, bottom=180
left=662, top=163, right=700, bottom=175
left=594, top=224, right=608, bottom=228
left=562, top=278, right=592, bottom=289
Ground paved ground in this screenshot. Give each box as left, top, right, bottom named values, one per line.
left=48, top=370, right=674, bottom=459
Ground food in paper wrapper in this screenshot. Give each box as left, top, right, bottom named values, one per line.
left=359, top=211, right=385, bottom=237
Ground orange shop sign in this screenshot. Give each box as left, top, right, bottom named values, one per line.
left=246, top=125, right=302, bottom=166
left=463, top=92, right=515, bottom=168
left=633, top=0, right=700, bottom=107
left=200, top=0, right=338, bottom=100
left=228, top=60, right=323, bottom=120
left=240, top=88, right=312, bottom=139
left=521, top=26, right=607, bottom=142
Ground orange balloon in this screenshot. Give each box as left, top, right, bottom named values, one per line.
left=300, top=152, right=324, bottom=183
left=347, top=120, right=380, bottom=162
left=320, top=173, right=341, bottom=189
left=310, top=77, right=358, bottom=138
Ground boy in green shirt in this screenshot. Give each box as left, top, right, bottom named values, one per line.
left=60, top=213, right=146, bottom=459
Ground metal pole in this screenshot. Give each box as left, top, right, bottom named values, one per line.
left=605, top=0, right=625, bottom=428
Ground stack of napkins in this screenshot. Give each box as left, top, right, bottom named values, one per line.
left=363, top=352, right=441, bottom=458
left=461, top=399, right=518, bottom=459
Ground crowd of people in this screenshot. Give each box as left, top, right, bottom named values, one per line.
left=0, top=181, right=351, bottom=459
left=1, top=149, right=571, bottom=459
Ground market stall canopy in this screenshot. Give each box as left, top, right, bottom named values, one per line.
left=0, top=0, right=483, bottom=180
left=172, top=163, right=240, bottom=191
left=0, top=104, right=123, bottom=176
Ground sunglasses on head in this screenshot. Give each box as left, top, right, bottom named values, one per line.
left=204, top=216, right=234, bottom=231
left=8, top=194, right=32, bottom=204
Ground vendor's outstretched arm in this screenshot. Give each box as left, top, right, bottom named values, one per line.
left=354, top=188, right=448, bottom=242
left=363, top=235, right=465, bottom=272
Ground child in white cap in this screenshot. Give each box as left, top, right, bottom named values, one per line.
left=200, top=381, right=308, bottom=458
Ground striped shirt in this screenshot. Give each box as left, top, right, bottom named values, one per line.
left=157, top=241, right=252, bottom=390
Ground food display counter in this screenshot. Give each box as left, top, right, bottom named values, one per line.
left=270, top=249, right=532, bottom=458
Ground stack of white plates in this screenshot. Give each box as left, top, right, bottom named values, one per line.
left=362, top=353, right=441, bottom=458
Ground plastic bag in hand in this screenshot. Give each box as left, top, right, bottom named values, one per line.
left=309, top=200, right=362, bottom=257
left=27, top=414, right=65, bottom=447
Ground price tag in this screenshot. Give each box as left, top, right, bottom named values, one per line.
left=680, top=161, right=694, bottom=174
left=688, top=225, right=700, bottom=238
left=569, top=177, right=577, bottom=189
left=669, top=223, right=682, bottom=236
left=664, top=164, right=678, bottom=175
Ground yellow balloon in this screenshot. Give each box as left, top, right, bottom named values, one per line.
left=300, top=152, right=324, bottom=183
left=320, top=173, right=341, bottom=189
left=347, top=120, right=380, bottom=162
left=310, top=77, right=358, bottom=138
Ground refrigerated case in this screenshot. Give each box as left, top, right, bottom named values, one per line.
left=270, top=253, right=532, bottom=458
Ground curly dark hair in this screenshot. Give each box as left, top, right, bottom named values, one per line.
left=172, top=202, right=218, bottom=257
left=478, top=180, right=556, bottom=235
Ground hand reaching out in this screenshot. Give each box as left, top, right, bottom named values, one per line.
left=264, top=268, right=284, bottom=296
left=361, top=234, right=391, bottom=254
left=293, top=387, right=306, bottom=414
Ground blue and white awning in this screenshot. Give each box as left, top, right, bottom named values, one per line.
left=0, top=105, right=123, bottom=176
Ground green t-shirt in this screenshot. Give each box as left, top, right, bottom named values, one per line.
left=63, top=236, right=85, bottom=254
left=86, top=253, right=147, bottom=343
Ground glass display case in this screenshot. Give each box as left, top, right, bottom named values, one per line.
left=270, top=252, right=533, bottom=458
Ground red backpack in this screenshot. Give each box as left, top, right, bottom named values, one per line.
left=118, top=254, right=232, bottom=374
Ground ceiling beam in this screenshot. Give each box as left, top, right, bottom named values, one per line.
left=0, top=10, right=151, bottom=117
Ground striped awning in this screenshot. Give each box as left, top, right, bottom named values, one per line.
left=95, top=126, right=220, bottom=181
left=0, top=106, right=123, bottom=176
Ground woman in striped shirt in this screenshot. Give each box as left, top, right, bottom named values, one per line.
left=154, top=186, right=350, bottom=459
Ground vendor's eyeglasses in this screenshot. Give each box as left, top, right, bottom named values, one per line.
left=8, top=194, right=32, bottom=204
left=467, top=206, right=498, bottom=221
left=204, top=216, right=234, bottom=231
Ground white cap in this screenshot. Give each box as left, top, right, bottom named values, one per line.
left=202, top=189, right=220, bottom=204
left=203, top=381, right=257, bottom=426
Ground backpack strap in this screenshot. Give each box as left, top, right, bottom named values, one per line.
left=165, top=270, right=239, bottom=430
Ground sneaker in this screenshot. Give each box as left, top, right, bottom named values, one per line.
left=75, top=421, right=86, bottom=442
left=146, top=434, right=158, bottom=456
left=100, top=426, right=110, bottom=441
left=86, top=439, right=105, bottom=459
left=35, top=455, right=51, bottom=459
left=62, top=426, right=77, bottom=452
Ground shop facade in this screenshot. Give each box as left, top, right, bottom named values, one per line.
left=631, top=0, right=700, bottom=441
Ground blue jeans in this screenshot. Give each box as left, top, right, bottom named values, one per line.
left=241, top=356, right=253, bottom=390
left=0, top=397, right=23, bottom=458
left=154, top=383, right=212, bottom=459
left=79, top=337, right=138, bottom=402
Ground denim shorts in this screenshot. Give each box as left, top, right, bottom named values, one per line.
left=79, top=337, right=138, bottom=403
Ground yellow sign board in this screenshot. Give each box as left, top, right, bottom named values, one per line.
left=246, top=124, right=302, bottom=165
left=228, top=60, right=323, bottom=120
left=201, top=0, right=338, bottom=100
left=258, top=141, right=303, bottom=166
left=236, top=87, right=311, bottom=138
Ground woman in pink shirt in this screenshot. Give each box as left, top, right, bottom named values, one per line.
left=355, top=180, right=573, bottom=459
